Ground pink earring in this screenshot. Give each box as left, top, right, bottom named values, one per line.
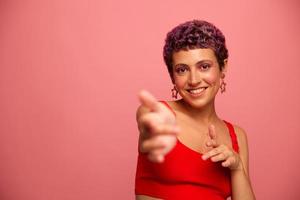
left=220, top=79, right=226, bottom=93
left=171, top=86, right=178, bottom=99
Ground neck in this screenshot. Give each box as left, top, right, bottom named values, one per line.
left=177, top=99, right=220, bottom=125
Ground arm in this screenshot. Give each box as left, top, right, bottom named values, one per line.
left=136, top=90, right=179, bottom=162
left=136, top=104, right=150, bottom=152
left=202, top=125, right=256, bottom=200
left=230, top=126, right=256, bottom=200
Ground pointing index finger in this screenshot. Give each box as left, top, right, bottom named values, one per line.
left=207, top=124, right=218, bottom=147
left=208, top=124, right=217, bottom=140
left=138, top=90, right=160, bottom=112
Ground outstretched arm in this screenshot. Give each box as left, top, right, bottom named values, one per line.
left=136, top=90, right=179, bottom=163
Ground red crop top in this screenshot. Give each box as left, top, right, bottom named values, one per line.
left=135, top=101, right=239, bottom=200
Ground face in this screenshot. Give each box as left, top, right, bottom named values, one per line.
left=172, top=48, right=226, bottom=108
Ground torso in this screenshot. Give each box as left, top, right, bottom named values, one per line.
left=169, top=100, right=233, bottom=155
left=136, top=100, right=235, bottom=200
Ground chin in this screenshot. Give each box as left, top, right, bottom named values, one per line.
left=181, top=96, right=210, bottom=109
left=179, top=91, right=214, bottom=108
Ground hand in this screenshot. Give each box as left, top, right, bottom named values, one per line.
left=202, top=124, right=242, bottom=171
left=138, top=90, right=180, bottom=163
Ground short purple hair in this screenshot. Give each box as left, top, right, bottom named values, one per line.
left=163, top=20, right=228, bottom=81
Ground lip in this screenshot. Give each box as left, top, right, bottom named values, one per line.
left=186, top=87, right=208, bottom=97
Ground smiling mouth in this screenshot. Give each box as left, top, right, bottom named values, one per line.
left=186, top=87, right=208, bottom=95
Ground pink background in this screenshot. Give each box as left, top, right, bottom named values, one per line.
left=0, top=0, right=299, bottom=199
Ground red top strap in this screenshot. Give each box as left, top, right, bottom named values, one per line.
left=223, top=120, right=239, bottom=153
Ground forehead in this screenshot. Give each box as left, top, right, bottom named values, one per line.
left=172, top=48, right=217, bottom=66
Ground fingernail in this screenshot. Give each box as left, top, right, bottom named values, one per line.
left=202, top=155, right=207, bottom=160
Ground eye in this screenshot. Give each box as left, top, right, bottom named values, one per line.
left=175, top=66, right=188, bottom=74
left=199, top=63, right=211, bottom=71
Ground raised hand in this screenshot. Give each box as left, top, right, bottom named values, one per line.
left=137, top=90, right=180, bottom=163
left=202, top=124, right=242, bottom=170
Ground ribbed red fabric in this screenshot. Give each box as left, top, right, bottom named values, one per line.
left=135, top=101, right=239, bottom=199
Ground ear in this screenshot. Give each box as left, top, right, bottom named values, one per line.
left=221, top=59, right=228, bottom=77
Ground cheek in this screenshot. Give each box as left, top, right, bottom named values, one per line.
left=204, top=72, right=221, bottom=85
left=173, top=75, right=187, bottom=88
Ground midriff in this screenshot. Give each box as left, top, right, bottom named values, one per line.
left=136, top=195, right=162, bottom=200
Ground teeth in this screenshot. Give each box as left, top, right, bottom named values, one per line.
left=189, top=88, right=205, bottom=94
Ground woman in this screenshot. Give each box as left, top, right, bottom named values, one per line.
left=135, top=20, right=255, bottom=200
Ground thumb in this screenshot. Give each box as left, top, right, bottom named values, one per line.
left=138, top=90, right=160, bottom=112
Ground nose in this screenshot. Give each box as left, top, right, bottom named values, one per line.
left=188, top=69, right=201, bottom=86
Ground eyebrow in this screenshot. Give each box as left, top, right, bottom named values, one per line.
left=174, top=59, right=213, bottom=68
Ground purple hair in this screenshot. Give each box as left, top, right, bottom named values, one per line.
left=163, top=20, right=228, bottom=80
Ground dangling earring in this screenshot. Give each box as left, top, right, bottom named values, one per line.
left=171, top=85, right=178, bottom=99
left=220, top=79, right=226, bottom=93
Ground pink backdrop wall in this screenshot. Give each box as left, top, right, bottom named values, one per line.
left=0, top=0, right=299, bottom=199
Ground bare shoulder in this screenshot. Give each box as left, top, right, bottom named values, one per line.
left=232, top=124, right=248, bottom=147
